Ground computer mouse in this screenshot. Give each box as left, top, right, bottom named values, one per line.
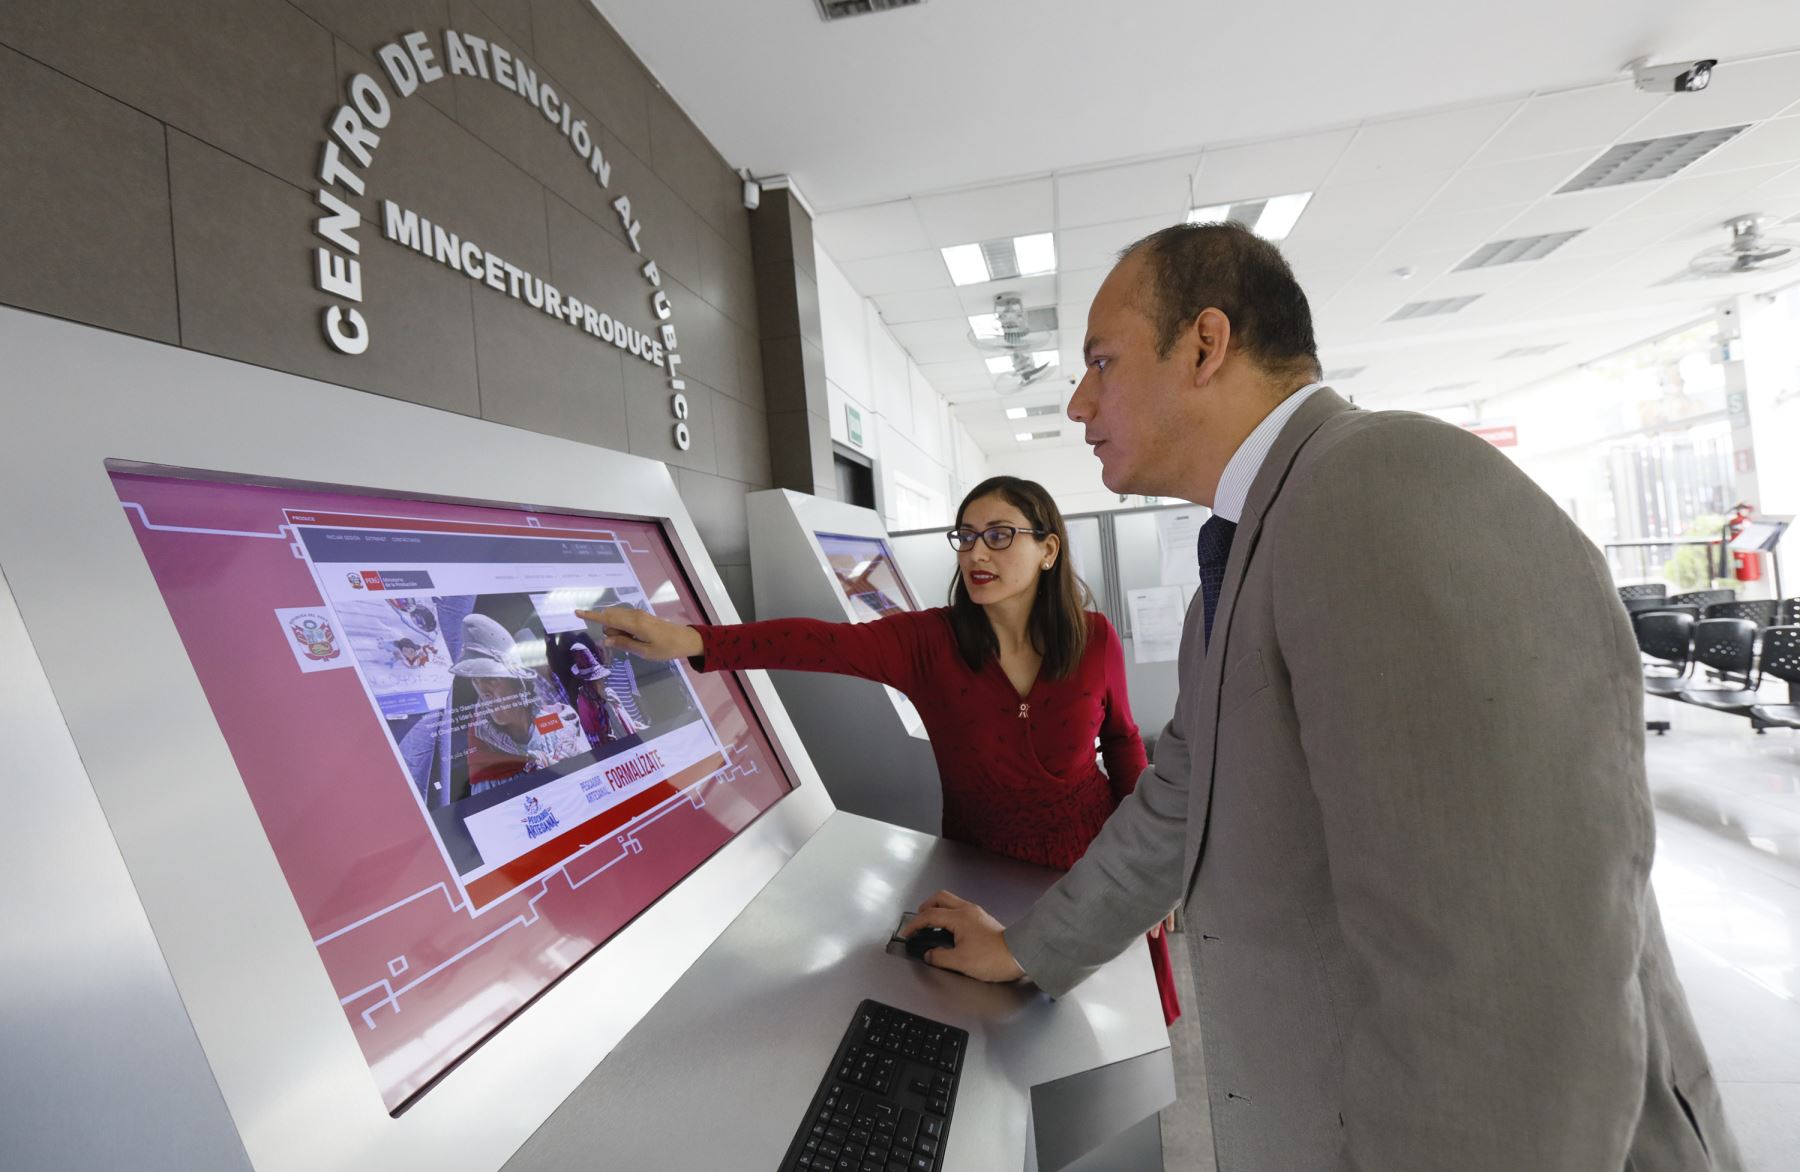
left=905, top=926, right=955, bottom=960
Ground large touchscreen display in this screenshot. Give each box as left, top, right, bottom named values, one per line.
left=112, top=469, right=794, bottom=1110
left=814, top=530, right=916, bottom=621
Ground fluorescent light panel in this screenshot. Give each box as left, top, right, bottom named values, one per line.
left=1387, top=295, right=1482, bottom=322
left=1557, top=126, right=1749, bottom=193
left=1186, top=191, right=1313, bottom=241
left=941, top=233, right=1058, bottom=286
left=1455, top=230, right=1584, bottom=270
left=1005, top=404, right=1062, bottom=420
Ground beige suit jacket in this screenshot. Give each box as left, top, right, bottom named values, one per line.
left=1008, top=389, right=1741, bottom=1172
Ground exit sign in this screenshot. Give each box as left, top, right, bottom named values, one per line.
left=1466, top=424, right=1518, bottom=448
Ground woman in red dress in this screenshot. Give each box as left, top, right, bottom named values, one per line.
left=580, top=475, right=1179, bottom=1024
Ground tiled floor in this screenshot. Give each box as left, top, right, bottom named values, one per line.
left=1156, top=698, right=1800, bottom=1170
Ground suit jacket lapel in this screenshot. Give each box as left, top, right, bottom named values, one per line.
left=1179, top=388, right=1356, bottom=894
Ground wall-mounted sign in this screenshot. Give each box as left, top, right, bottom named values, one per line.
left=308, top=29, right=693, bottom=451
left=1466, top=424, right=1518, bottom=448
left=845, top=402, right=863, bottom=447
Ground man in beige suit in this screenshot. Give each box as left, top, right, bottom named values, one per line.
left=904, top=223, right=1741, bottom=1171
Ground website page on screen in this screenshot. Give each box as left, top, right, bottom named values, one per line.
left=111, top=469, right=794, bottom=1111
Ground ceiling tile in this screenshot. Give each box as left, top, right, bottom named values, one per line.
left=1474, top=82, right=1665, bottom=163
left=813, top=199, right=933, bottom=262
left=889, top=319, right=985, bottom=365
left=1283, top=171, right=1452, bottom=255
left=1376, top=206, right=1535, bottom=264
left=1327, top=100, right=1525, bottom=186
left=1625, top=53, right=1800, bottom=139
left=1425, top=151, right=1595, bottom=213
left=1682, top=115, right=1800, bottom=177
left=916, top=359, right=997, bottom=393
left=1614, top=163, right=1792, bottom=220
left=1055, top=155, right=1197, bottom=229
left=871, top=287, right=968, bottom=325
left=956, top=273, right=1059, bottom=316
left=1057, top=265, right=1113, bottom=305
left=840, top=249, right=954, bottom=295
left=1497, top=185, right=1650, bottom=235
left=912, top=178, right=1055, bottom=247
left=1191, top=128, right=1357, bottom=207
left=1056, top=215, right=1173, bottom=272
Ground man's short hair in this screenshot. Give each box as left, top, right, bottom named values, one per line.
left=1121, top=222, right=1322, bottom=382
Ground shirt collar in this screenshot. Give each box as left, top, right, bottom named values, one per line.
left=1209, top=382, right=1327, bottom=523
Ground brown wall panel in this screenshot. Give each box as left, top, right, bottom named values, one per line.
left=2, top=0, right=775, bottom=578
left=0, top=46, right=179, bottom=343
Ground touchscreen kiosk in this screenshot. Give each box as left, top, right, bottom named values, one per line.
left=746, top=491, right=943, bottom=834
left=1, top=308, right=1172, bottom=1172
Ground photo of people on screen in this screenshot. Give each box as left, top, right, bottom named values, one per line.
left=447, top=614, right=589, bottom=797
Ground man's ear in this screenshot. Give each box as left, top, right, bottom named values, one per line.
left=1193, top=307, right=1232, bottom=387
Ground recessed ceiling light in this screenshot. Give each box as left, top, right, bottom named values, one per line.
left=1030, top=349, right=1058, bottom=367
left=986, top=355, right=1018, bottom=375
left=941, top=243, right=988, bottom=286
left=1013, top=233, right=1056, bottom=276
left=1186, top=191, right=1313, bottom=241
left=968, top=313, right=1003, bottom=339
left=1014, top=431, right=1035, bottom=442
left=941, top=234, right=1058, bottom=286
left=1015, top=429, right=1060, bottom=442
left=1005, top=407, right=1028, bottom=419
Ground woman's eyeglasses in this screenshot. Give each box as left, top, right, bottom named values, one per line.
left=945, top=525, right=1050, bottom=552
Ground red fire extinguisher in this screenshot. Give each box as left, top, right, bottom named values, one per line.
left=1725, top=502, right=1763, bottom=582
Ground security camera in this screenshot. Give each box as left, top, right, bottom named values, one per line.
left=739, top=168, right=761, bottom=211
left=1631, top=58, right=1717, bottom=94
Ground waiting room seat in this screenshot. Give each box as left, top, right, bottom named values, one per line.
left=1705, top=600, right=1780, bottom=628
left=1669, top=589, right=1735, bottom=611
left=1676, top=618, right=1763, bottom=715
left=1636, top=611, right=1696, bottom=697
left=1749, top=626, right=1800, bottom=732
left=1781, top=598, right=1800, bottom=625
left=1618, top=583, right=1669, bottom=603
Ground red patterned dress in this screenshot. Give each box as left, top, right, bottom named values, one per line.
left=692, top=608, right=1180, bottom=1024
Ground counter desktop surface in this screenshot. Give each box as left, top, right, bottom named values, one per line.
left=506, top=813, right=1173, bottom=1171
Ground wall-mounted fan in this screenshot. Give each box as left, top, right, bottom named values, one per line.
left=1687, top=215, right=1800, bottom=277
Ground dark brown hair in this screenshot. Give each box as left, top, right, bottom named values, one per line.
left=946, top=476, right=1094, bottom=680
left=1122, top=221, right=1322, bottom=381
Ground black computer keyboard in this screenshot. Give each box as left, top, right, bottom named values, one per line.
left=778, top=999, right=967, bottom=1172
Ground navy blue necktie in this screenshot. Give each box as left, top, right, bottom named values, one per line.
left=1196, top=514, right=1238, bottom=648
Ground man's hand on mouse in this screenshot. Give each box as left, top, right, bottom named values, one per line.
left=899, top=890, right=1026, bottom=983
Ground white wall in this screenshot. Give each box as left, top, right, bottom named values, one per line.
left=982, top=443, right=1133, bottom=518
left=816, top=246, right=989, bottom=530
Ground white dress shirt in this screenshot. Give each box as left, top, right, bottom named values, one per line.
left=1209, top=382, right=1328, bottom=523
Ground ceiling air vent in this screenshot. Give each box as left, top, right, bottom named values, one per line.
left=1456, top=231, right=1584, bottom=270
left=1557, top=126, right=1749, bottom=193
left=1004, top=403, right=1064, bottom=420
left=1499, top=343, right=1564, bottom=358
left=1322, top=366, right=1365, bottom=380
left=1387, top=295, right=1482, bottom=322
left=815, top=0, right=923, bottom=20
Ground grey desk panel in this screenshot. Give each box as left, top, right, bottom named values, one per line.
left=508, top=814, right=1170, bottom=1171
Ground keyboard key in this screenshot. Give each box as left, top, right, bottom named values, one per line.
left=910, top=1155, right=933, bottom=1172
left=921, top=1117, right=943, bottom=1139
